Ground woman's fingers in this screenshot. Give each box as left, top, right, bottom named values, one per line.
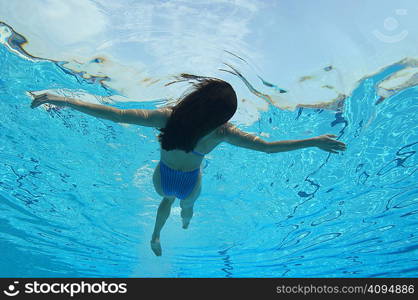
left=30, top=100, right=42, bottom=109
left=331, top=144, right=346, bottom=151
left=325, top=135, right=346, bottom=150
left=34, top=94, right=47, bottom=100
left=30, top=92, right=48, bottom=99
left=30, top=98, right=47, bottom=108
left=29, top=93, right=51, bottom=108
left=316, top=134, right=346, bottom=153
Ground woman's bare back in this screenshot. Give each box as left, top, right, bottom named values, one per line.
left=159, top=125, right=226, bottom=171
left=156, top=107, right=227, bottom=171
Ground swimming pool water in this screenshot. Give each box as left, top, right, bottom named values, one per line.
left=0, top=31, right=418, bottom=278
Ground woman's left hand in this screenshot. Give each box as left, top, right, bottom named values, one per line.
left=313, top=134, right=346, bottom=153
left=29, top=92, right=67, bottom=109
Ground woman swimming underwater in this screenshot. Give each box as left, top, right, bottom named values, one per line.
left=30, top=78, right=346, bottom=256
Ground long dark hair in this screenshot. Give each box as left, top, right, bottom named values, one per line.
left=158, top=75, right=237, bottom=152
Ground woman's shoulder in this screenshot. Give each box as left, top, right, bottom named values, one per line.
left=159, top=106, right=173, bottom=115
left=155, top=107, right=173, bottom=126
left=216, top=122, right=233, bottom=136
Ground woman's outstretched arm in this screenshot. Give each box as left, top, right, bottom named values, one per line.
left=30, top=92, right=168, bottom=128
left=222, top=123, right=346, bottom=154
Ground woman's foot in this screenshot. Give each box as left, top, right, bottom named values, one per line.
left=182, top=218, right=190, bottom=229
left=150, top=238, right=162, bottom=256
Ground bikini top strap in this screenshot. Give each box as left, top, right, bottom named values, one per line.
left=192, top=150, right=205, bottom=157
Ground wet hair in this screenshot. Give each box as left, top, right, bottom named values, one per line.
left=158, top=76, right=237, bottom=152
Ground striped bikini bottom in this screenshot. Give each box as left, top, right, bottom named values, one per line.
left=159, top=161, right=200, bottom=200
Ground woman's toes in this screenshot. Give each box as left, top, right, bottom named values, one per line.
left=150, top=240, right=162, bottom=256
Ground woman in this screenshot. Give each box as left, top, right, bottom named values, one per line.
left=30, top=78, right=346, bottom=256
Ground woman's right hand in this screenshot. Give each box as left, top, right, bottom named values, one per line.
left=29, top=92, right=67, bottom=109
left=313, top=134, right=346, bottom=154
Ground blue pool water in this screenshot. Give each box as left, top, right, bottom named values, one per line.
left=1, top=34, right=418, bottom=278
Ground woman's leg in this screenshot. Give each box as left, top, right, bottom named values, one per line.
left=180, top=175, right=202, bottom=229
left=180, top=204, right=194, bottom=229
left=151, top=197, right=175, bottom=256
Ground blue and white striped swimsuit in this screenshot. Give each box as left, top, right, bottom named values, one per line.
left=159, top=150, right=205, bottom=200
